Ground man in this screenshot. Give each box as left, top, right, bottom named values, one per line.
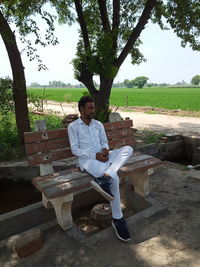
left=68, top=96, right=133, bottom=242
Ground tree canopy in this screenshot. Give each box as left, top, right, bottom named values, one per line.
left=51, top=0, right=200, bottom=119
left=191, top=75, right=200, bottom=85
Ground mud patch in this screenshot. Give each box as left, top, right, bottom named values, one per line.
left=0, top=178, right=41, bottom=215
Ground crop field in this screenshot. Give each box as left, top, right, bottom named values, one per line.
left=28, top=87, right=200, bottom=111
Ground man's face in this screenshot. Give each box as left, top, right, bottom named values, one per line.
left=81, top=102, right=95, bottom=119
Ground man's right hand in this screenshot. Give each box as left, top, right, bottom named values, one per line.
left=96, top=152, right=108, bottom=162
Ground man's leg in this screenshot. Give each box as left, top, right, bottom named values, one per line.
left=109, top=174, right=123, bottom=219
left=80, top=159, right=114, bottom=201
left=104, top=146, right=133, bottom=242
left=104, top=146, right=133, bottom=178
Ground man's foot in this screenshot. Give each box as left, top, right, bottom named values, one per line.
left=90, top=176, right=114, bottom=201
left=112, top=217, right=131, bottom=242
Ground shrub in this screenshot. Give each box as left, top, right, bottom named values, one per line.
left=0, top=77, right=14, bottom=114
left=0, top=112, right=62, bottom=161
left=27, top=91, right=46, bottom=111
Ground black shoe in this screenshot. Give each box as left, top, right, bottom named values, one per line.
left=90, top=176, right=114, bottom=201
left=112, top=217, right=131, bottom=242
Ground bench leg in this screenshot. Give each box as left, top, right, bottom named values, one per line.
left=50, top=194, right=74, bottom=230
left=42, top=193, right=52, bottom=209
left=128, top=168, right=154, bottom=197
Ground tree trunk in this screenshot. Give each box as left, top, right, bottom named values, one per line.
left=79, top=72, right=114, bottom=122
left=0, top=11, right=30, bottom=144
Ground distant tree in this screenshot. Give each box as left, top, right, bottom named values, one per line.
left=191, top=75, right=200, bottom=85
left=113, top=81, right=123, bottom=88
left=133, top=76, right=149, bottom=88
left=159, top=83, right=169, bottom=87
left=175, top=80, right=187, bottom=86
left=123, top=79, right=134, bottom=88
left=49, top=81, right=67, bottom=87
left=30, top=82, right=41, bottom=87
left=123, top=79, right=130, bottom=88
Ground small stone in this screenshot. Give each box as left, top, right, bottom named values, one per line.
left=14, top=229, right=44, bottom=258
left=90, top=203, right=112, bottom=229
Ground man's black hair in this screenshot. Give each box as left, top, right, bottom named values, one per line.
left=78, top=96, right=94, bottom=111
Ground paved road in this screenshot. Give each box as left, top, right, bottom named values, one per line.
left=43, top=101, right=200, bottom=135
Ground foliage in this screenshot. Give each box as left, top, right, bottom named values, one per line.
left=0, top=111, right=62, bottom=160
left=95, top=108, right=108, bottom=123
left=82, top=90, right=90, bottom=97
left=0, top=1, right=58, bottom=70
left=0, top=77, right=14, bottom=114
left=123, top=77, right=149, bottom=88
left=142, top=130, right=165, bottom=144
left=27, top=91, right=46, bottom=111
left=191, top=75, right=200, bottom=85
left=0, top=112, right=21, bottom=160
left=50, top=0, right=200, bottom=84
left=133, top=76, right=149, bottom=88
left=29, top=113, right=62, bottom=130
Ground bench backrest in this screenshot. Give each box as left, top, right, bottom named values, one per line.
left=24, top=119, right=133, bottom=166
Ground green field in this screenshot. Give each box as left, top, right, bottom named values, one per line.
left=28, top=87, right=200, bottom=111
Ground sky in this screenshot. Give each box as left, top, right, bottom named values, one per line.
left=0, top=10, right=200, bottom=86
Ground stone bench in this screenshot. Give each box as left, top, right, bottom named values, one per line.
left=24, top=119, right=161, bottom=230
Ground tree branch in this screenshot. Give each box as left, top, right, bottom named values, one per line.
left=97, top=0, right=111, bottom=32
left=74, top=0, right=90, bottom=50
left=112, top=0, right=120, bottom=51
left=115, top=0, right=157, bottom=68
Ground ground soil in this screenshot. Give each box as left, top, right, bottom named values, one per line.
left=1, top=161, right=200, bottom=266
left=0, top=179, right=41, bottom=215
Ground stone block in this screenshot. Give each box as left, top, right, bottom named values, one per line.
left=109, top=112, right=121, bottom=122
left=165, top=133, right=182, bottom=142
left=14, top=229, right=44, bottom=258
left=159, top=140, right=184, bottom=160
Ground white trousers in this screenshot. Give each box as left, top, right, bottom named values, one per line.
left=81, top=146, right=133, bottom=219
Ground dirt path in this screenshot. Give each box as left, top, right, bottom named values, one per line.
left=43, top=101, right=200, bottom=135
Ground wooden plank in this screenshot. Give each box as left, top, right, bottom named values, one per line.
left=33, top=167, right=79, bottom=183
left=24, top=128, right=68, bottom=143
left=27, top=148, right=73, bottom=166
left=119, top=157, right=161, bottom=176
left=42, top=177, right=92, bottom=199
left=25, top=139, right=70, bottom=155
left=34, top=171, right=89, bottom=191
left=106, top=128, right=133, bottom=140
left=35, top=155, right=152, bottom=190
left=104, top=120, right=133, bottom=131
left=126, top=154, right=153, bottom=165
left=109, top=136, right=134, bottom=149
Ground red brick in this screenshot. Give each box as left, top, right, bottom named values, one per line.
left=14, top=229, right=44, bottom=258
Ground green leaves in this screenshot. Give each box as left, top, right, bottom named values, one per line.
left=0, top=77, right=14, bottom=114
left=191, top=75, right=200, bottom=85
left=153, top=0, right=200, bottom=51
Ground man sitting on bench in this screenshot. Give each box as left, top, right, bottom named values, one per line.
left=68, top=96, right=133, bottom=242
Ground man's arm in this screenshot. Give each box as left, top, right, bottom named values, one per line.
left=99, top=122, right=109, bottom=151
left=98, top=122, right=109, bottom=161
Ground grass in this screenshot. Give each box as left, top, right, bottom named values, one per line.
left=28, top=87, right=200, bottom=111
